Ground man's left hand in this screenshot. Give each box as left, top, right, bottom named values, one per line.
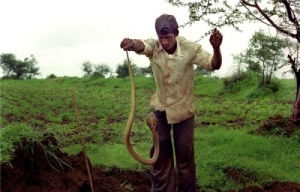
left=209, top=28, right=223, bottom=49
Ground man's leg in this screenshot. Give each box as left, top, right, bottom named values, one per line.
left=173, top=115, right=196, bottom=192
left=150, top=111, right=175, bottom=192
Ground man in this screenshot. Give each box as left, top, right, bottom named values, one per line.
left=291, top=88, right=300, bottom=122
left=120, top=14, right=223, bottom=192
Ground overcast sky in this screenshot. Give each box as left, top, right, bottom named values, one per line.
left=0, top=0, right=293, bottom=78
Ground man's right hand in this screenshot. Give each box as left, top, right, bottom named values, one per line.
left=120, top=38, right=144, bottom=52
left=120, top=38, right=135, bottom=51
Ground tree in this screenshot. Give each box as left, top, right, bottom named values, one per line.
left=140, top=64, right=153, bottom=76
left=167, top=0, right=300, bottom=71
left=115, top=59, right=140, bottom=78
left=167, top=0, right=299, bottom=42
left=232, top=53, right=247, bottom=75
left=167, top=0, right=299, bottom=75
left=47, top=74, right=57, bottom=79
left=234, top=30, right=288, bottom=85
left=94, top=63, right=111, bottom=76
left=167, top=0, right=300, bottom=117
left=82, top=60, right=93, bottom=77
left=0, top=53, right=16, bottom=77
left=0, top=53, right=40, bottom=79
left=23, top=55, right=40, bottom=79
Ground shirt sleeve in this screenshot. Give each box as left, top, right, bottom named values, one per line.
left=190, top=44, right=213, bottom=70
left=136, top=38, right=156, bottom=57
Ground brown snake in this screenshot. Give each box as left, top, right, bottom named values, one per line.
left=124, top=51, right=159, bottom=165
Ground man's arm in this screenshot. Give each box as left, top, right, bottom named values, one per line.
left=291, top=88, right=300, bottom=121
left=133, top=40, right=145, bottom=53
left=209, top=28, right=223, bottom=70
left=120, top=38, right=145, bottom=53
left=211, top=47, right=222, bottom=70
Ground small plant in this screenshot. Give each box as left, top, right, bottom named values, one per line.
left=43, top=145, right=72, bottom=172
left=121, top=182, right=134, bottom=191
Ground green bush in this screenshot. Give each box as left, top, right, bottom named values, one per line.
left=221, top=71, right=257, bottom=94
left=90, top=72, right=105, bottom=79
left=47, top=74, right=57, bottom=79
left=248, top=82, right=280, bottom=99
left=222, top=72, right=247, bottom=87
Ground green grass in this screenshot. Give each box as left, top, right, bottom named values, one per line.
left=0, top=123, right=44, bottom=162
left=195, top=127, right=300, bottom=190
left=63, top=143, right=148, bottom=170
left=1, top=74, right=299, bottom=191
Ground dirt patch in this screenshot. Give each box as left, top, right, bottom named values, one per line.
left=225, top=167, right=257, bottom=185
left=255, top=115, right=299, bottom=137
left=227, top=118, right=245, bottom=127
left=225, top=167, right=300, bottom=192
left=1, top=135, right=300, bottom=192
left=1, top=135, right=151, bottom=192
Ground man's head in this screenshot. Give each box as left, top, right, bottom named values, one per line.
left=155, top=14, right=179, bottom=53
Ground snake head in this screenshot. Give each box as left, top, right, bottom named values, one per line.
left=146, top=112, right=158, bottom=132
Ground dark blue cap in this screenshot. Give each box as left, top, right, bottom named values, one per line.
left=155, top=14, right=178, bottom=35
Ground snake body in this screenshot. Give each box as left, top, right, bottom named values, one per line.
left=124, top=51, right=159, bottom=165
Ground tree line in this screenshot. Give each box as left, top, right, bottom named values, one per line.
left=0, top=53, right=211, bottom=79
left=0, top=54, right=40, bottom=79
left=81, top=59, right=153, bottom=78
left=1, top=0, right=299, bottom=86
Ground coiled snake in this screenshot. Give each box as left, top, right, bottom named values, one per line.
left=124, top=51, right=159, bottom=165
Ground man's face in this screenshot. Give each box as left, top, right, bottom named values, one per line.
left=158, top=33, right=177, bottom=53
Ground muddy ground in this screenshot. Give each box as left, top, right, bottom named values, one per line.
left=1, top=115, right=300, bottom=192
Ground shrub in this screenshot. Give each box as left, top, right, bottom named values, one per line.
left=221, top=71, right=254, bottom=94
left=222, top=72, right=247, bottom=87
left=248, top=82, right=280, bottom=98
left=90, top=72, right=105, bottom=79
left=47, top=74, right=57, bottom=79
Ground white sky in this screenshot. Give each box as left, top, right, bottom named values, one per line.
left=0, top=0, right=293, bottom=78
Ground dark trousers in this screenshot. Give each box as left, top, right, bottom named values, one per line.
left=150, top=111, right=196, bottom=192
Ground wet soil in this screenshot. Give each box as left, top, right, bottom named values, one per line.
left=1, top=115, right=300, bottom=192
left=1, top=135, right=151, bottom=192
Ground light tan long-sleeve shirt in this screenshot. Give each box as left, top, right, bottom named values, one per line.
left=139, top=36, right=213, bottom=124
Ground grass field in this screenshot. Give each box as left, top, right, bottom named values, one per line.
left=1, top=74, right=300, bottom=191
